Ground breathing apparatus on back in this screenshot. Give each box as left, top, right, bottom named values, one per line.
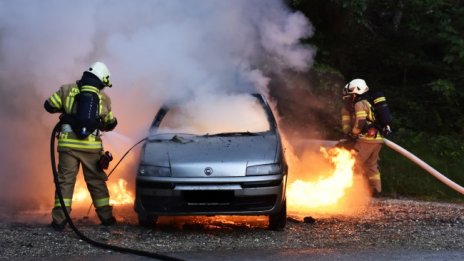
left=67, top=62, right=112, bottom=139
left=369, top=91, right=392, bottom=135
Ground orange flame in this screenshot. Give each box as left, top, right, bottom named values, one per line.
left=72, top=178, right=134, bottom=206
left=73, top=184, right=89, bottom=203
left=287, top=147, right=355, bottom=208
left=287, top=146, right=370, bottom=217
left=109, top=179, right=134, bottom=205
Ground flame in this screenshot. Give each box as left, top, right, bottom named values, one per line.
left=109, top=179, right=134, bottom=205
left=73, top=184, right=89, bottom=203
left=71, top=178, right=134, bottom=206
left=287, top=146, right=369, bottom=216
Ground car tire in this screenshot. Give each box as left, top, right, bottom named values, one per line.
left=138, top=214, right=158, bottom=228
left=269, top=199, right=286, bottom=231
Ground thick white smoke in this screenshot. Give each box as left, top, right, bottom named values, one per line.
left=0, top=0, right=314, bottom=213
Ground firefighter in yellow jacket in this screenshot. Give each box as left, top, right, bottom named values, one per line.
left=341, top=79, right=383, bottom=197
left=44, top=62, right=118, bottom=230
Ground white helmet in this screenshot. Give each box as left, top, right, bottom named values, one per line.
left=345, top=78, right=368, bottom=95
left=86, top=62, right=112, bottom=87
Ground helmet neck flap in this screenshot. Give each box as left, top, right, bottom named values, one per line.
left=77, top=71, right=104, bottom=90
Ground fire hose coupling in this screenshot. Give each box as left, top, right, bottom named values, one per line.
left=97, top=151, right=113, bottom=171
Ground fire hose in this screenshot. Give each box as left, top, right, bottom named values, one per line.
left=383, top=138, right=464, bottom=195
left=50, top=122, right=184, bottom=261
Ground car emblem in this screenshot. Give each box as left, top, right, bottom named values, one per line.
left=204, top=167, right=213, bottom=176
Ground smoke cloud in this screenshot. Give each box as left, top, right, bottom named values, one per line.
left=0, top=0, right=314, bottom=213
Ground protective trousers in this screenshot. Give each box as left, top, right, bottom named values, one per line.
left=51, top=149, right=113, bottom=224
left=354, top=142, right=383, bottom=194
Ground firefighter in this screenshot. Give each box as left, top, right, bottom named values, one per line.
left=341, top=79, right=383, bottom=197
left=44, top=62, right=118, bottom=230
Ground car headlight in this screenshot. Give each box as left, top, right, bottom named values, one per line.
left=138, top=165, right=171, bottom=177
left=246, top=163, right=281, bottom=176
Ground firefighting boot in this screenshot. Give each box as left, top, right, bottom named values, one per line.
left=101, top=216, right=117, bottom=226
left=371, top=188, right=381, bottom=198
left=368, top=175, right=382, bottom=198
left=97, top=206, right=116, bottom=226
left=50, top=220, right=67, bottom=231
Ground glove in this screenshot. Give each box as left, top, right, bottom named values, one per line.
left=97, top=151, right=113, bottom=171
left=44, top=100, right=62, bottom=113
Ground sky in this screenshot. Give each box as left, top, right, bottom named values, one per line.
left=0, top=0, right=315, bottom=212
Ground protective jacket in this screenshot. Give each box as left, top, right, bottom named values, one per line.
left=341, top=99, right=383, bottom=143
left=45, top=83, right=117, bottom=152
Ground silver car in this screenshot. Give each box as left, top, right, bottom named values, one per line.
left=134, top=93, right=287, bottom=230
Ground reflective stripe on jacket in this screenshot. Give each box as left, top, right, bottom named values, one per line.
left=341, top=99, right=383, bottom=143
left=46, top=83, right=116, bottom=151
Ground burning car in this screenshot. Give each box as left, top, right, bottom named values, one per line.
left=134, top=93, right=287, bottom=230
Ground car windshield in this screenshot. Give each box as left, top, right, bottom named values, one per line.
left=156, top=94, right=271, bottom=135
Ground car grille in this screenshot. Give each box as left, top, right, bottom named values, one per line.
left=137, top=179, right=282, bottom=190
left=240, top=179, right=282, bottom=188
left=137, top=180, right=175, bottom=189
left=140, top=193, right=277, bottom=213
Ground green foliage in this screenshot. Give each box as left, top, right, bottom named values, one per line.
left=333, top=0, right=370, bottom=26
left=380, top=131, right=464, bottom=201
left=428, top=79, right=455, bottom=99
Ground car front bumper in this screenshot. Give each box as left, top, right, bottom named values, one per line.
left=134, top=174, right=286, bottom=216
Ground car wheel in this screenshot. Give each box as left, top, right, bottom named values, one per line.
left=138, top=214, right=158, bottom=228
left=269, top=199, right=286, bottom=231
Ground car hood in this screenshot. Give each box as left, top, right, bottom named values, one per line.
left=141, top=133, right=279, bottom=177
